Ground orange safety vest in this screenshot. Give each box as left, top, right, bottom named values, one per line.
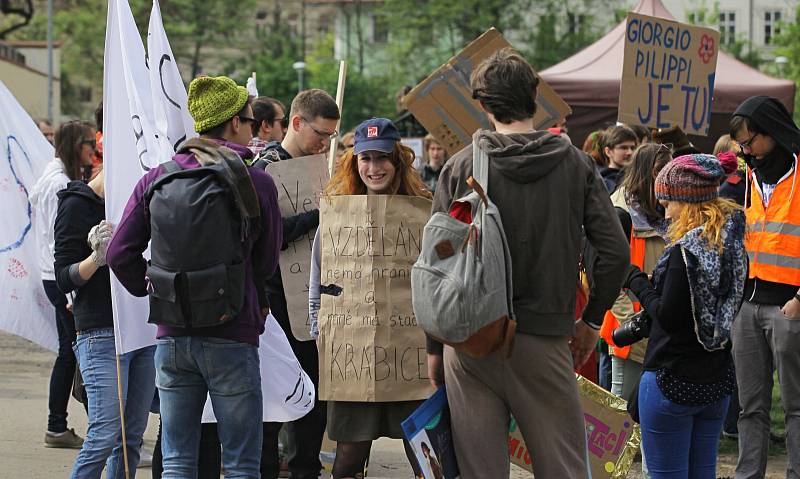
left=745, top=165, right=800, bottom=286
left=599, top=231, right=646, bottom=359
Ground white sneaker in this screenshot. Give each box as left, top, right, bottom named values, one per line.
left=138, top=449, right=153, bottom=469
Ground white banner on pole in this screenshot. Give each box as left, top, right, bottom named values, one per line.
left=103, top=0, right=195, bottom=354
left=0, top=81, right=57, bottom=351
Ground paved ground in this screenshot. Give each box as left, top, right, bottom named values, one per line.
left=0, top=331, right=787, bottom=478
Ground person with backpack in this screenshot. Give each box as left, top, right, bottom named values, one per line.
left=249, top=88, right=340, bottom=479
left=623, top=152, right=746, bottom=477
left=55, top=168, right=156, bottom=478
left=425, top=48, right=630, bottom=478
left=106, top=76, right=283, bottom=478
left=31, top=120, right=96, bottom=450
left=308, top=118, right=430, bottom=479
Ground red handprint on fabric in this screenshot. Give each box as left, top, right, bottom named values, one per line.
left=698, top=35, right=716, bottom=64
left=7, top=257, right=27, bottom=279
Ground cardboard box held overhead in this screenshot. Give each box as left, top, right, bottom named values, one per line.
left=403, top=28, right=571, bottom=156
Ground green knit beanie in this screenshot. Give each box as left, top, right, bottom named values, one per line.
left=188, top=76, right=249, bottom=133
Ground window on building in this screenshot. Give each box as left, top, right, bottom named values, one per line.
left=567, top=13, right=586, bottom=35
left=372, top=14, right=388, bottom=44
left=318, top=15, right=331, bottom=34
left=255, top=10, right=267, bottom=21
left=765, top=11, right=782, bottom=45
left=719, top=12, right=736, bottom=45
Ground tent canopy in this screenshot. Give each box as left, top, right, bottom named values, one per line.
left=540, top=0, right=796, bottom=150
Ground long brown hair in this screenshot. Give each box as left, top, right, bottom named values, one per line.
left=55, top=120, right=94, bottom=181
left=325, top=142, right=431, bottom=199
left=622, top=143, right=672, bottom=220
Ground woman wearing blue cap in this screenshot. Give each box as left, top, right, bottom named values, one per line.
left=309, top=118, right=431, bottom=478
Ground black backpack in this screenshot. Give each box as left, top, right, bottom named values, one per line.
left=144, top=138, right=261, bottom=328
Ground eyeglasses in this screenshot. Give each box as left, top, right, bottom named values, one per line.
left=238, top=115, right=257, bottom=126
left=302, top=118, right=338, bottom=140
left=658, top=143, right=673, bottom=153
left=274, top=117, right=289, bottom=129
left=736, top=132, right=759, bottom=150
left=80, top=139, right=97, bottom=149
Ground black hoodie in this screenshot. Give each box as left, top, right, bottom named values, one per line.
left=429, top=130, right=629, bottom=352
left=54, top=181, right=113, bottom=331
left=733, top=96, right=800, bottom=304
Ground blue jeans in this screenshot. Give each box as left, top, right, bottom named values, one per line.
left=155, top=336, right=262, bottom=478
left=639, top=371, right=729, bottom=479
left=70, top=329, right=156, bottom=479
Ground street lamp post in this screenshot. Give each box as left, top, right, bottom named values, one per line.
left=775, top=55, right=788, bottom=77
left=293, top=61, right=306, bottom=94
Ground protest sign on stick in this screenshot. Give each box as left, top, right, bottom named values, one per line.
left=317, top=195, right=434, bottom=402
left=328, top=60, right=347, bottom=175
left=266, top=154, right=329, bottom=341
left=618, top=13, right=720, bottom=136
left=403, top=28, right=571, bottom=156
left=0, top=81, right=57, bottom=351
left=508, top=375, right=641, bottom=479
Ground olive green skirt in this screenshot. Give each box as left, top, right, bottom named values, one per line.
left=327, top=400, right=423, bottom=442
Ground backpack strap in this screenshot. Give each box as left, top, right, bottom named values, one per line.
left=144, top=160, right=183, bottom=222
left=178, top=138, right=261, bottom=241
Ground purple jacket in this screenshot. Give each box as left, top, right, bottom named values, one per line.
left=106, top=140, right=283, bottom=345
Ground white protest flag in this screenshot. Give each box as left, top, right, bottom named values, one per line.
left=104, top=0, right=195, bottom=354
left=0, top=81, right=57, bottom=350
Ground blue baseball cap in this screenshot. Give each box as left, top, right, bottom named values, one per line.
left=353, top=118, right=401, bottom=156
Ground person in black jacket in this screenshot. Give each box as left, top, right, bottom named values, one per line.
left=249, top=88, right=340, bottom=479
left=623, top=152, right=746, bottom=478
left=55, top=170, right=156, bottom=478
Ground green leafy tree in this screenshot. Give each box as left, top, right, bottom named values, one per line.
left=774, top=7, right=800, bottom=119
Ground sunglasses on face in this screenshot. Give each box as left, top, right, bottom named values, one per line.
left=80, top=139, right=97, bottom=149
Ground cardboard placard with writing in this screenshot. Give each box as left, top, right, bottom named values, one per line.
left=619, top=12, right=720, bottom=136
left=403, top=27, right=571, bottom=156
left=508, top=375, right=641, bottom=478
left=317, top=195, right=434, bottom=402
left=266, top=154, right=329, bottom=341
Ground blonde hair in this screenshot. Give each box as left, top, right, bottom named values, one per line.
left=667, top=198, right=741, bottom=251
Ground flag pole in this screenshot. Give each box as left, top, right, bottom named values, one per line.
left=327, top=60, right=347, bottom=176
left=115, top=353, right=131, bottom=479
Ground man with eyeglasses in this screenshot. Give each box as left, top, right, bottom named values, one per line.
left=249, top=97, right=288, bottom=156
left=728, top=96, right=800, bottom=479
left=252, top=88, right=340, bottom=479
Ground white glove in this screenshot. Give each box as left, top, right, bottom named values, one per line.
left=87, top=220, right=113, bottom=266
left=87, top=221, right=113, bottom=250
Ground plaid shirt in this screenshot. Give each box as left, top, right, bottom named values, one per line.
left=248, top=137, right=270, bottom=156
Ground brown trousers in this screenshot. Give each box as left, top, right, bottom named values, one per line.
left=444, top=333, right=589, bottom=479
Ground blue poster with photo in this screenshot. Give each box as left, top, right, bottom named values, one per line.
left=401, top=387, right=460, bottom=479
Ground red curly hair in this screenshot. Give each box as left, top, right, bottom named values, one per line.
left=324, top=142, right=432, bottom=199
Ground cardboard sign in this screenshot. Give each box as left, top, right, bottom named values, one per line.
left=618, top=13, right=720, bottom=136
left=508, top=375, right=641, bottom=478
left=403, top=28, right=571, bottom=156
left=317, top=195, right=434, bottom=402
left=266, top=154, right=329, bottom=341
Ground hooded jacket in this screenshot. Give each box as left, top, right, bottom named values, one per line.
left=430, top=130, right=629, bottom=346
left=30, top=158, right=71, bottom=281
left=53, top=180, right=112, bottom=331
left=733, top=96, right=800, bottom=304
left=106, top=140, right=283, bottom=346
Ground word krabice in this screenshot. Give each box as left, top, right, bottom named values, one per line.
left=327, top=343, right=428, bottom=382
left=326, top=224, right=423, bottom=258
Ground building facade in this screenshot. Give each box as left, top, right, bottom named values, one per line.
left=0, top=40, right=61, bottom=125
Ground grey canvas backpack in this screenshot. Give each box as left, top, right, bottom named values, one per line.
left=411, top=134, right=516, bottom=357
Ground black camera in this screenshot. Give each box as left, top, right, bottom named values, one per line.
left=611, top=311, right=651, bottom=347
